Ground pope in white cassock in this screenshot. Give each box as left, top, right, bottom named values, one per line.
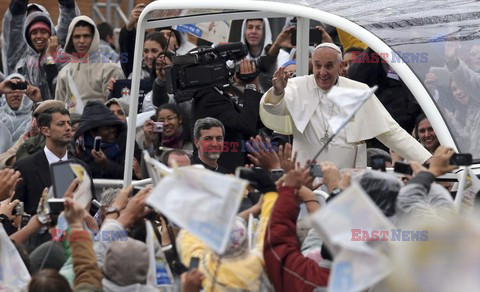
left=259, top=43, right=432, bottom=169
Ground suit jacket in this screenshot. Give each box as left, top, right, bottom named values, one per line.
left=13, top=150, right=93, bottom=215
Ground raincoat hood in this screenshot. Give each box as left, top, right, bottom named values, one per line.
left=102, top=279, right=158, bottom=292
left=353, top=170, right=403, bottom=217
left=27, top=3, right=49, bottom=15
left=24, top=11, right=56, bottom=54
left=64, top=15, right=100, bottom=55
left=0, top=89, right=33, bottom=149
left=240, top=18, right=272, bottom=59
left=74, top=101, right=126, bottom=140
left=55, top=15, right=124, bottom=106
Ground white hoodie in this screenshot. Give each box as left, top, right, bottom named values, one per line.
left=55, top=16, right=124, bottom=105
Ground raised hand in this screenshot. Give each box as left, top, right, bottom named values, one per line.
left=46, top=36, right=59, bottom=58
left=272, top=67, right=289, bottom=95
left=246, top=136, right=280, bottom=171
left=277, top=143, right=297, bottom=173
left=428, top=146, right=458, bottom=177
left=126, top=3, right=146, bottom=31
left=314, top=26, right=334, bottom=43
left=0, top=169, right=22, bottom=201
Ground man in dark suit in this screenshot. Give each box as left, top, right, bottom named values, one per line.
left=13, top=107, right=91, bottom=215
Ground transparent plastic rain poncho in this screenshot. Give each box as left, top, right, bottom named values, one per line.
left=0, top=94, right=33, bottom=150
left=353, top=170, right=403, bottom=217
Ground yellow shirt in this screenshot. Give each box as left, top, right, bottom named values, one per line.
left=177, top=192, right=278, bottom=292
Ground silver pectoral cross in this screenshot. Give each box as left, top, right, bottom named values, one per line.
left=320, top=132, right=330, bottom=150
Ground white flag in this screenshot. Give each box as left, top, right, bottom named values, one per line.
left=0, top=224, right=31, bottom=290
left=146, top=167, right=248, bottom=254
left=145, top=221, right=174, bottom=288
left=308, top=183, right=393, bottom=292
left=326, top=85, right=378, bottom=134
left=67, top=70, right=84, bottom=114
left=143, top=151, right=173, bottom=185
left=455, top=167, right=480, bottom=211
left=126, top=110, right=156, bottom=129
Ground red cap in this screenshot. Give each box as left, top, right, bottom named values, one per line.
left=28, top=21, right=51, bottom=35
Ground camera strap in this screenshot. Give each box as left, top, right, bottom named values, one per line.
left=237, top=71, right=259, bottom=83
left=153, top=215, right=188, bottom=276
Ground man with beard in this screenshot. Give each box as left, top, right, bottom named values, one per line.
left=191, top=117, right=229, bottom=174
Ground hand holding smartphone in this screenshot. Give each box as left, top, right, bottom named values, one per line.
left=189, top=257, right=200, bottom=270
left=131, top=186, right=143, bottom=197
left=449, top=153, right=472, bottom=166
left=309, top=164, right=323, bottom=178
left=393, top=161, right=413, bottom=175
left=291, top=28, right=323, bottom=46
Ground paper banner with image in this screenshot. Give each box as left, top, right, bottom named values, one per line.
left=147, top=166, right=248, bottom=254
left=146, top=221, right=174, bottom=288
left=308, top=183, right=394, bottom=292
left=455, top=166, right=480, bottom=212
left=0, top=224, right=31, bottom=290
left=177, top=21, right=231, bottom=44
left=70, top=163, right=92, bottom=209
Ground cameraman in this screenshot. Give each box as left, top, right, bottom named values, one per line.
left=192, top=58, right=263, bottom=173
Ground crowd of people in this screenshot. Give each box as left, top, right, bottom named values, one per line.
left=0, top=0, right=477, bottom=291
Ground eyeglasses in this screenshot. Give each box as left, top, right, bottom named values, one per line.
left=158, top=115, right=178, bottom=123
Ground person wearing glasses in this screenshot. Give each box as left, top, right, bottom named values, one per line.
left=143, top=103, right=193, bottom=158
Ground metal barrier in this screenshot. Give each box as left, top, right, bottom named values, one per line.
left=92, top=0, right=134, bottom=29
left=93, top=178, right=152, bottom=198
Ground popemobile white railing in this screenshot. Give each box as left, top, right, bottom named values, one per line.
left=123, top=0, right=468, bottom=186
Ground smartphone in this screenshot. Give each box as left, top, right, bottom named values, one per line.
left=20, top=214, right=31, bottom=228
left=48, top=198, right=65, bottom=214
left=92, top=199, right=102, bottom=208
left=291, top=28, right=323, bottom=46
left=94, top=136, right=102, bottom=152
left=12, top=201, right=24, bottom=216
left=310, top=164, right=323, bottom=177
left=153, top=122, right=163, bottom=133
left=50, top=160, right=77, bottom=198
left=11, top=81, right=27, bottom=90
left=131, top=186, right=143, bottom=197
left=450, top=153, right=472, bottom=166
left=393, top=161, right=413, bottom=175
left=235, top=167, right=259, bottom=189
left=371, top=155, right=386, bottom=172
left=189, top=257, right=200, bottom=270
left=271, top=169, right=285, bottom=181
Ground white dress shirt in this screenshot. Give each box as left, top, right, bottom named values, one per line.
left=44, top=146, right=68, bottom=165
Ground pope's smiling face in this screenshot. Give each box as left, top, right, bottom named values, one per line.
left=312, top=47, right=342, bottom=90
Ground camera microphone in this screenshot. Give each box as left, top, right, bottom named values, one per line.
left=192, top=42, right=248, bottom=60
left=215, top=43, right=248, bottom=60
